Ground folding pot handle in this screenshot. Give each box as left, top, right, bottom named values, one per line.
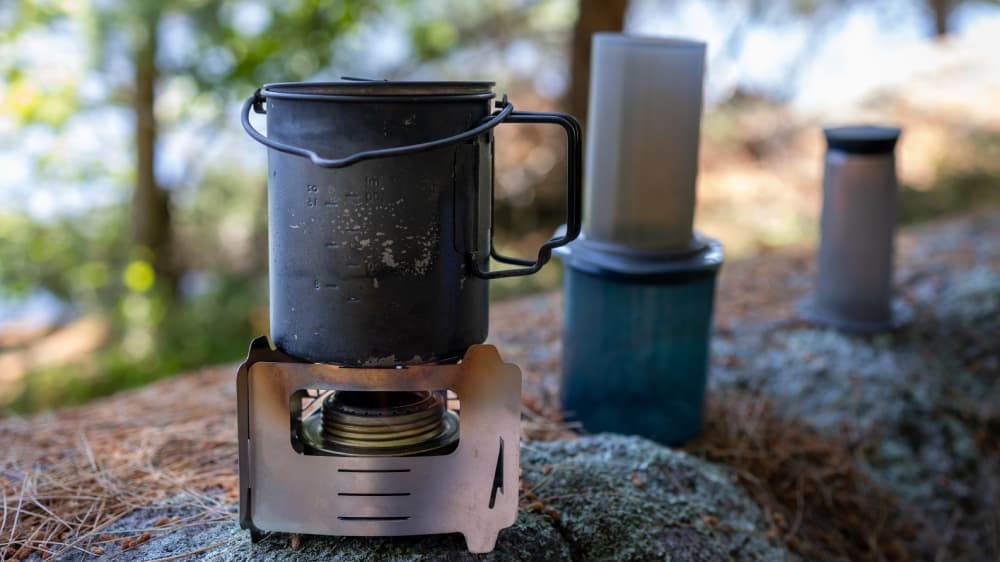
left=241, top=89, right=514, bottom=168
left=469, top=105, right=583, bottom=279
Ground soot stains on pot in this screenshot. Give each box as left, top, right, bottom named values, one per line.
left=331, top=176, right=442, bottom=280
left=360, top=353, right=425, bottom=367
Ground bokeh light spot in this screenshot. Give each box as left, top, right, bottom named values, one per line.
left=123, top=260, right=155, bottom=293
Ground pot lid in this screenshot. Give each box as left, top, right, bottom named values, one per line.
left=263, top=80, right=496, bottom=98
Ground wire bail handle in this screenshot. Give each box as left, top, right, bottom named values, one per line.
left=242, top=90, right=513, bottom=169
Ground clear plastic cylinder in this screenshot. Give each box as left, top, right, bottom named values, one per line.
left=583, top=33, right=706, bottom=251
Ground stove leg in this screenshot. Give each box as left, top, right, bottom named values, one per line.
left=464, top=529, right=500, bottom=554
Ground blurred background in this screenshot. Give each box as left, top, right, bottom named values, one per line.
left=1, top=0, right=998, bottom=415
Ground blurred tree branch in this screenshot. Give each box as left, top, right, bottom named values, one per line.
left=131, top=4, right=175, bottom=289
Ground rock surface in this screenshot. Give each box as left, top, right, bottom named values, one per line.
left=708, top=214, right=1000, bottom=558
left=79, top=435, right=790, bottom=561
left=3, top=211, right=997, bottom=561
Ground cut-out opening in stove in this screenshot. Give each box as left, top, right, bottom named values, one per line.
left=290, top=388, right=460, bottom=457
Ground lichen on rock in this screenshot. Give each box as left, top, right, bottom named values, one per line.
left=89, top=435, right=789, bottom=561
left=518, top=435, right=790, bottom=561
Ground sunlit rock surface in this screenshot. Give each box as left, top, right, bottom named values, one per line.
left=84, top=435, right=791, bottom=561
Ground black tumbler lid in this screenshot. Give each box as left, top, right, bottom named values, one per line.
left=824, top=125, right=901, bottom=155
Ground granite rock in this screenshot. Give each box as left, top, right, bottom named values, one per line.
left=86, top=435, right=790, bottom=561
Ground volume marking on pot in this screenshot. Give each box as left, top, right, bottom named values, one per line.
left=313, top=279, right=338, bottom=290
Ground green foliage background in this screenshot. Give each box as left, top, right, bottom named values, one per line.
left=0, top=0, right=579, bottom=414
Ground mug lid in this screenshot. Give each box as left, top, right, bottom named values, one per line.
left=824, top=125, right=902, bottom=155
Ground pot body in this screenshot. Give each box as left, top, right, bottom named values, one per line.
left=264, top=85, right=493, bottom=366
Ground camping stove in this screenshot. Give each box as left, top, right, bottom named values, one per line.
left=235, top=338, right=521, bottom=552
left=238, top=80, right=581, bottom=552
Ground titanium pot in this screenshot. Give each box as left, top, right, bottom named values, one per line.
left=242, top=81, right=581, bottom=366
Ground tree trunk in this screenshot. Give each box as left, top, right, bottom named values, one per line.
left=131, top=7, right=175, bottom=292
left=930, top=0, right=951, bottom=37
left=568, top=0, right=629, bottom=129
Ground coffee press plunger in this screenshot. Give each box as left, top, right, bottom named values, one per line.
left=557, top=35, right=723, bottom=447
left=237, top=80, right=581, bottom=553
